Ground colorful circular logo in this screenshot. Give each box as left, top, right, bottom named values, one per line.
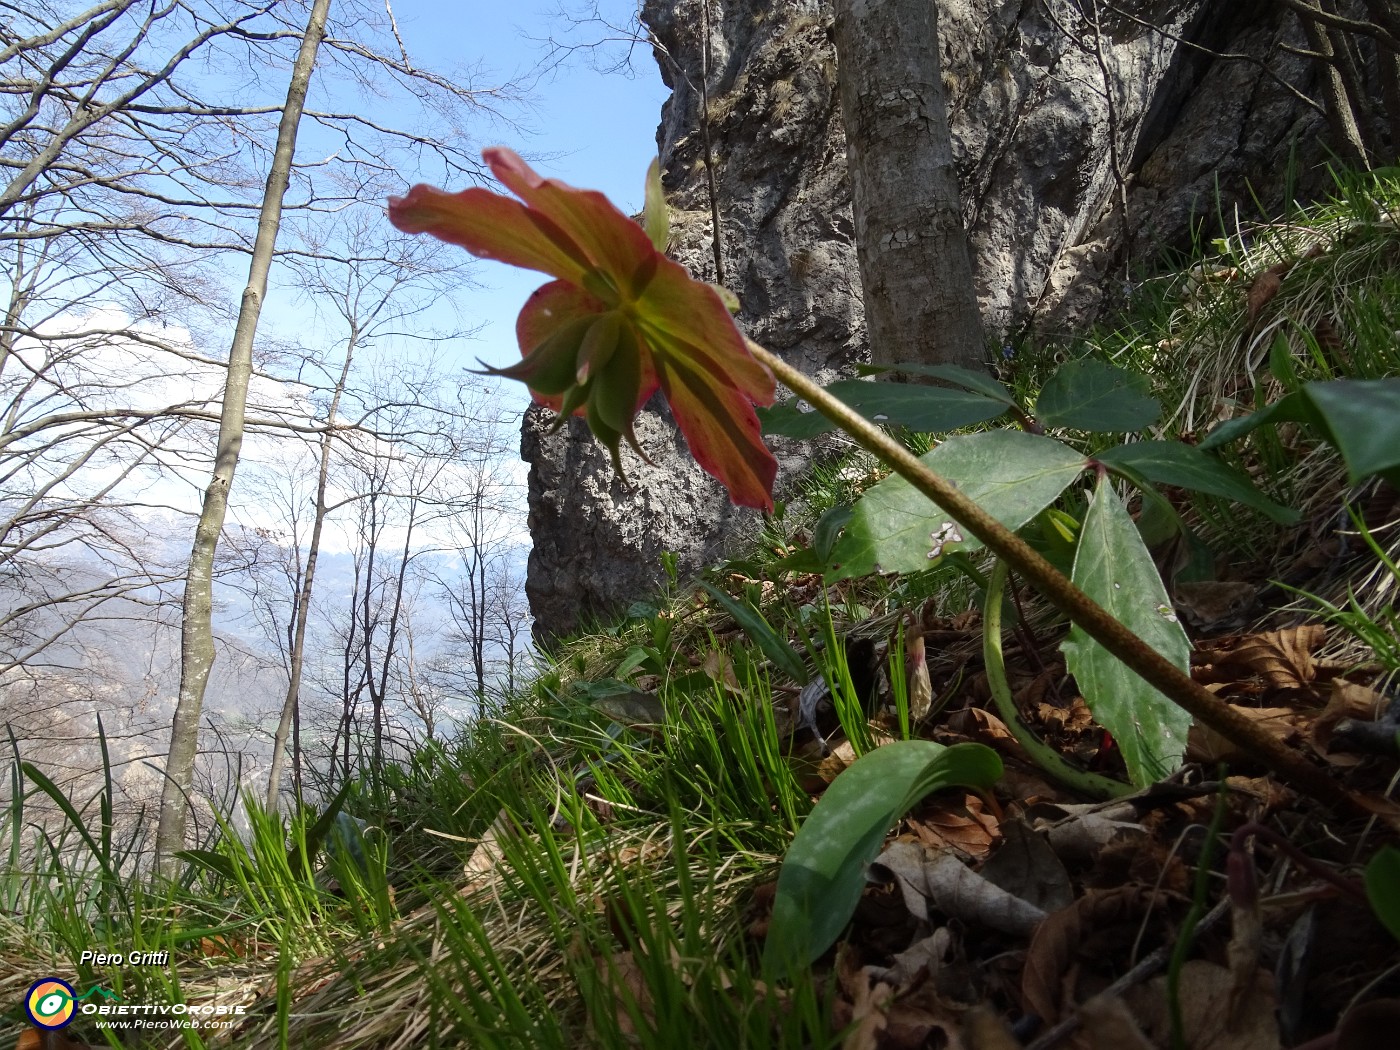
left=25, top=977, right=76, bottom=1029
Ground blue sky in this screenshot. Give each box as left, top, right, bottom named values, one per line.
left=389, top=0, right=670, bottom=377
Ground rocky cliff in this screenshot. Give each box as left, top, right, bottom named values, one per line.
left=525, top=0, right=1341, bottom=643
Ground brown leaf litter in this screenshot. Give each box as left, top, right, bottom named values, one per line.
left=745, top=611, right=1400, bottom=1050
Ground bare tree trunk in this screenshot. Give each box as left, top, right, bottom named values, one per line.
left=832, top=0, right=985, bottom=371
left=1295, top=0, right=1371, bottom=168
left=265, top=329, right=354, bottom=809
left=156, top=0, right=333, bottom=873
left=365, top=494, right=417, bottom=788
left=1364, top=0, right=1400, bottom=162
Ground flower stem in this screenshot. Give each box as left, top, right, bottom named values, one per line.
left=747, top=339, right=1397, bottom=826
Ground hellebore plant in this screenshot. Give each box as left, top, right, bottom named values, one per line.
left=388, top=149, right=1398, bottom=830
left=388, top=147, right=777, bottom=510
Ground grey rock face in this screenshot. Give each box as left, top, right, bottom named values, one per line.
left=525, top=0, right=1338, bottom=643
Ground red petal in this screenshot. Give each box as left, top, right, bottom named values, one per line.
left=484, top=147, right=659, bottom=296
left=654, top=353, right=778, bottom=511
left=388, top=184, right=588, bottom=284
left=638, top=260, right=775, bottom=405
left=516, top=281, right=597, bottom=413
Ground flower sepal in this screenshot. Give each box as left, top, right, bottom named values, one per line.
left=389, top=147, right=778, bottom=511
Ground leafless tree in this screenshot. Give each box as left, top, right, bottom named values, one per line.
left=1, top=0, right=528, bottom=863
left=248, top=361, right=516, bottom=793
left=157, top=0, right=334, bottom=873
left=252, top=210, right=474, bottom=808
left=427, top=457, right=525, bottom=708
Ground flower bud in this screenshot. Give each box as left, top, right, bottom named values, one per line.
left=575, top=311, right=623, bottom=385
left=490, top=314, right=593, bottom=396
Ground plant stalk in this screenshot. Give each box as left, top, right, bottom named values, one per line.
left=747, top=339, right=1398, bottom=827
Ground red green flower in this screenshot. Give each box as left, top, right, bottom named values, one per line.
left=387, top=147, right=778, bottom=511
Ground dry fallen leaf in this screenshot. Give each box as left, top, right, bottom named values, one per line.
left=881, top=987, right=968, bottom=1050
left=1312, top=315, right=1349, bottom=370
left=1189, top=706, right=1303, bottom=765
left=947, top=706, right=1035, bottom=765
left=1224, top=775, right=1295, bottom=814
left=961, top=1004, right=1021, bottom=1050
left=815, top=732, right=901, bottom=786
left=701, top=648, right=742, bottom=692
left=17, top=1029, right=96, bottom=1050
left=595, top=950, right=656, bottom=1039
left=1246, top=260, right=1289, bottom=323
left=1174, top=580, right=1258, bottom=633
left=1310, top=679, right=1387, bottom=765
left=1123, top=959, right=1279, bottom=1050
left=1222, top=625, right=1327, bottom=694
left=1337, top=999, right=1400, bottom=1050
left=838, top=946, right=894, bottom=1050
left=864, top=927, right=952, bottom=990
left=908, top=793, right=1001, bottom=861
left=1033, top=696, right=1096, bottom=737
left=979, top=819, right=1074, bottom=913
left=874, top=840, right=1045, bottom=937
left=462, top=808, right=513, bottom=890
left=1078, top=993, right=1155, bottom=1050
left=817, top=738, right=859, bottom=784
left=1031, top=800, right=1147, bottom=864
left=1021, top=886, right=1157, bottom=1025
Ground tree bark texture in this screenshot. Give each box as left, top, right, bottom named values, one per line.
left=1363, top=0, right=1400, bottom=162
left=832, top=0, right=986, bottom=371
left=1295, top=0, right=1370, bottom=168
left=157, top=0, right=332, bottom=872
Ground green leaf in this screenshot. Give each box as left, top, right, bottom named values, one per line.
left=641, top=158, right=669, bottom=251
left=1036, top=360, right=1161, bottom=432
left=858, top=363, right=1020, bottom=407
left=574, top=677, right=642, bottom=702
left=758, top=399, right=838, bottom=439
left=1268, top=331, right=1298, bottom=388
left=812, top=505, right=853, bottom=563
left=1201, top=379, right=1400, bottom=487
left=1198, top=391, right=1308, bottom=451
left=292, top=780, right=354, bottom=878
left=759, top=379, right=1008, bottom=438
left=1365, top=846, right=1400, bottom=943
left=699, top=582, right=809, bottom=684
left=613, top=645, right=660, bottom=678
left=1304, top=379, right=1400, bottom=485
left=22, top=762, right=120, bottom=880
left=1061, top=475, right=1192, bottom=786
left=763, top=741, right=1002, bottom=978
left=175, top=848, right=246, bottom=882
left=824, top=379, right=1009, bottom=432
left=1096, top=441, right=1299, bottom=524
left=706, top=281, right=741, bottom=314
left=768, top=547, right=827, bottom=573
left=591, top=689, right=668, bottom=730
left=829, top=431, right=1087, bottom=579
